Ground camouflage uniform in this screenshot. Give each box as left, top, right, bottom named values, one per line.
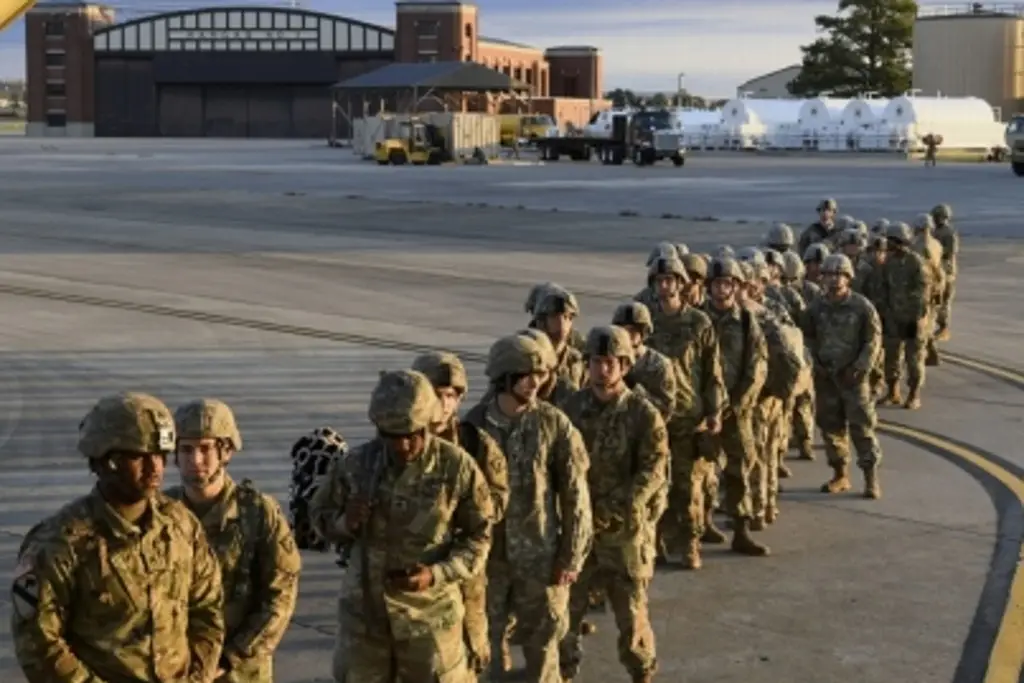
left=11, top=392, right=225, bottom=683
left=645, top=256, right=728, bottom=569
left=530, top=286, right=587, bottom=404
left=413, top=351, right=511, bottom=675
left=703, top=258, right=771, bottom=556
left=912, top=213, right=947, bottom=367
left=802, top=255, right=884, bottom=498
left=310, top=370, right=493, bottom=683
left=559, top=326, right=669, bottom=683
left=463, top=334, right=592, bottom=683
left=763, top=221, right=796, bottom=255
left=854, top=236, right=889, bottom=397
left=613, top=302, right=678, bottom=421
left=782, top=251, right=818, bottom=461
left=525, top=283, right=587, bottom=363
left=880, top=222, right=931, bottom=409
left=166, top=399, right=300, bottom=683
left=931, top=204, right=958, bottom=339
left=796, top=198, right=838, bottom=255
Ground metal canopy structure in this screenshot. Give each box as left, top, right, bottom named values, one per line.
left=332, top=61, right=528, bottom=93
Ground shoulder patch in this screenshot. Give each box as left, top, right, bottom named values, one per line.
left=11, top=571, right=40, bottom=620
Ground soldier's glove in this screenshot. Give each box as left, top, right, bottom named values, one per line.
left=840, top=367, right=864, bottom=387
left=386, top=564, right=434, bottom=592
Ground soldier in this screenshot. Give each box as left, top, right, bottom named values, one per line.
left=797, top=197, right=838, bottom=255
left=880, top=222, right=931, bottom=410
left=803, top=243, right=830, bottom=287
left=836, top=228, right=865, bottom=266
left=644, top=255, right=728, bottom=569
left=931, top=203, right=959, bottom=340
left=680, top=253, right=709, bottom=307
left=310, top=369, right=493, bottom=683
left=781, top=251, right=818, bottom=462
left=764, top=247, right=805, bottom=322
left=167, top=398, right=300, bottom=683
left=854, top=236, right=889, bottom=399
left=12, top=392, right=225, bottom=682
left=802, top=255, right=884, bottom=498
left=636, top=243, right=684, bottom=308
left=871, top=218, right=890, bottom=236
left=559, top=325, right=669, bottom=683
left=912, top=213, right=946, bottom=367
left=411, top=351, right=511, bottom=677
left=462, top=334, right=592, bottom=683
left=736, top=246, right=766, bottom=265
left=702, top=258, right=771, bottom=556
left=526, top=282, right=586, bottom=355
left=763, top=221, right=796, bottom=254
left=612, top=301, right=677, bottom=420
left=531, top=285, right=588, bottom=399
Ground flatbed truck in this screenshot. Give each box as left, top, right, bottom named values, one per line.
left=534, top=111, right=686, bottom=167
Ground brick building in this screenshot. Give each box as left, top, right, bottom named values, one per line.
left=23, top=0, right=608, bottom=138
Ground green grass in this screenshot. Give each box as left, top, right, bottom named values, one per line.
left=907, top=149, right=998, bottom=163
left=0, top=119, right=26, bottom=135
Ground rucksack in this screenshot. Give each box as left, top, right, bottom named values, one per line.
left=762, top=317, right=808, bottom=399
left=287, top=426, right=349, bottom=551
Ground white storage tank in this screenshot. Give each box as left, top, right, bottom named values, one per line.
left=798, top=98, right=852, bottom=130
left=766, top=123, right=803, bottom=149
left=840, top=98, right=889, bottom=128
left=882, top=95, right=996, bottom=125
left=721, top=98, right=804, bottom=128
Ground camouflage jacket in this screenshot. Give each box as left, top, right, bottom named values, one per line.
left=627, top=345, right=678, bottom=420
left=11, top=487, right=224, bottom=683
left=770, top=283, right=806, bottom=323
left=463, top=398, right=592, bottom=577
left=555, top=343, right=587, bottom=390
left=882, top=250, right=930, bottom=324
left=797, top=221, right=834, bottom=255
left=797, top=280, right=821, bottom=309
left=560, top=387, right=669, bottom=579
left=309, top=435, right=493, bottom=640
left=633, top=287, right=658, bottom=311
left=853, top=259, right=886, bottom=311
left=703, top=302, right=768, bottom=415
left=913, top=233, right=946, bottom=300
left=802, top=290, right=882, bottom=377
left=760, top=292, right=795, bottom=326
left=166, top=476, right=300, bottom=683
left=438, top=418, right=510, bottom=524
left=747, top=301, right=807, bottom=399
left=648, top=302, right=725, bottom=423
left=934, top=222, right=959, bottom=280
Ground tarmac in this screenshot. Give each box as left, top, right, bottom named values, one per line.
left=0, top=138, right=1021, bottom=683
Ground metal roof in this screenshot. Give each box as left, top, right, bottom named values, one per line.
left=332, top=61, right=527, bottom=92
left=479, top=35, right=535, bottom=49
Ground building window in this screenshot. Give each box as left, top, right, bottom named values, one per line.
left=45, top=82, right=66, bottom=97
left=45, top=51, right=66, bottom=67
left=464, top=23, right=472, bottom=39
left=44, top=18, right=65, bottom=36
left=46, top=112, right=67, bottom=127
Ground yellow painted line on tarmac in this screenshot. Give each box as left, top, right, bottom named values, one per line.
left=943, top=353, right=1024, bottom=388
left=879, top=421, right=1024, bottom=683
left=0, top=0, right=36, bottom=32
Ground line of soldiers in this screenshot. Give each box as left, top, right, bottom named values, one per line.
left=9, top=197, right=959, bottom=683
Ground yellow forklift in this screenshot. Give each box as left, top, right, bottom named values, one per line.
left=373, top=118, right=446, bottom=165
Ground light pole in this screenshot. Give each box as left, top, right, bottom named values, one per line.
left=676, top=72, right=685, bottom=107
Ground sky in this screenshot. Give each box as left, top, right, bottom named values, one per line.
left=0, top=0, right=847, bottom=97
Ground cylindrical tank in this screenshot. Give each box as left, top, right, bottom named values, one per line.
left=798, top=98, right=852, bottom=129
left=882, top=95, right=996, bottom=125
left=721, top=98, right=803, bottom=127
left=840, top=98, right=890, bottom=128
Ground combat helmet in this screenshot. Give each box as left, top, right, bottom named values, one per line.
left=737, top=261, right=755, bottom=282
left=886, top=221, right=913, bottom=246
left=524, top=282, right=564, bottom=315
left=931, top=203, right=952, bottom=222
left=853, top=221, right=869, bottom=237
left=647, top=255, right=689, bottom=285
left=709, top=256, right=746, bottom=283
left=817, top=198, right=837, bottom=213
left=412, top=351, right=468, bottom=394
left=584, top=325, right=635, bottom=364
left=736, top=246, right=765, bottom=265
left=913, top=213, right=934, bottom=232
left=714, top=245, right=735, bottom=260
left=821, top=253, right=855, bottom=279
left=781, top=251, right=805, bottom=281
left=78, top=392, right=176, bottom=460
left=515, top=328, right=558, bottom=371
left=680, top=253, right=709, bottom=281
left=837, top=227, right=865, bottom=249
left=646, top=241, right=678, bottom=266
left=868, top=234, right=888, bottom=251
left=367, top=369, right=438, bottom=434
left=675, top=243, right=690, bottom=256
left=486, top=334, right=548, bottom=381
left=534, top=285, right=580, bottom=318
left=174, top=398, right=242, bottom=450
left=871, top=218, right=890, bottom=235
left=762, top=248, right=785, bottom=270
left=750, top=262, right=772, bottom=282
left=611, top=301, right=654, bottom=337
left=803, top=243, right=830, bottom=264
left=764, top=222, right=795, bottom=249
left=836, top=214, right=856, bottom=231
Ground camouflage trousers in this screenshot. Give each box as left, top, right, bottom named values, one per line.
left=560, top=539, right=657, bottom=680
left=937, top=279, right=955, bottom=330
left=658, top=419, right=717, bottom=553
left=813, top=373, right=882, bottom=470
left=884, top=318, right=928, bottom=391
left=482, top=561, right=569, bottom=683
left=462, top=575, right=489, bottom=674
left=335, top=619, right=469, bottom=683
left=790, top=388, right=815, bottom=456
left=707, top=411, right=756, bottom=519
left=751, top=396, right=784, bottom=521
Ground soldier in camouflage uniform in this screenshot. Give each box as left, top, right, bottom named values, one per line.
left=802, top=255, right=884, bottom=498
left=836, top=228, right=865, bottom=267
left=880, top=222, right=932, bottom=410
left=803, top=242, right=830, bottom=287
left=613, top=301, right=678, bottom=419
left=167, top=399, right=300, bottom=683
left=680, top=253, right=709, bottom=307
left=781, top=251, right=818, bottom=462
left=635, top=242, right=685, bottom=309
left=644, top=256, right=728, bottom=569
left=702, top=258, right=771, bottom=556
left=526, top=282, right=586, bottom=355
left=763, top=221, right=796, bottom=255
left=530, top=286, right=588, bottom=402
left=912, top=213, right=946, bottom=367
left=12, top=392, right=225, bottom=683
left=872, top=218, right=890, bottom=236
left=412, top=352, right=511, bottom=676
left=854, top=235, right=889, bottom=399
left=764, top=247, right=805, bottom=322
left=931, top=203, right=959, bottom=340
left=559, top=325, right=669, bottom=683
left=797, top=197, right=838, bottom=255
left=462, top=334, right=592, bottom=683
left=310, top=370, right=494, bottom=683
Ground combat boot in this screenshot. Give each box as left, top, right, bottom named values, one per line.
left=797, top=441, right=814, bottom=461
left=904, top=387, right=921, bottom=410
left=820, top=464, right=851, bottom=494
left=862, top=467, right=881, bottom=499
left=731, top=517, right=770, bottom=556
left=765, top=507, right=779, bottom=524
left=936, top=325, right=951, bottom=341
left=701, top=512, right=728, bottom=544
left=682, top=538, right=702, bottom=570
left=925, top=343, right=941, bottom=367
left=881, top=384, right=902, bottom=405
left=749, top=516, right=766, bottom=531
left=778, top=462, right=793, bottom=478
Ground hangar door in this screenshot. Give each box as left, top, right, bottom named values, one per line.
left=157, top=85, right=332, bottom=138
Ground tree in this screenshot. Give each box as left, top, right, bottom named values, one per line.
left=604, top=88, right=639, bottom=107
left=788, top=0, right=917, bottom=98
